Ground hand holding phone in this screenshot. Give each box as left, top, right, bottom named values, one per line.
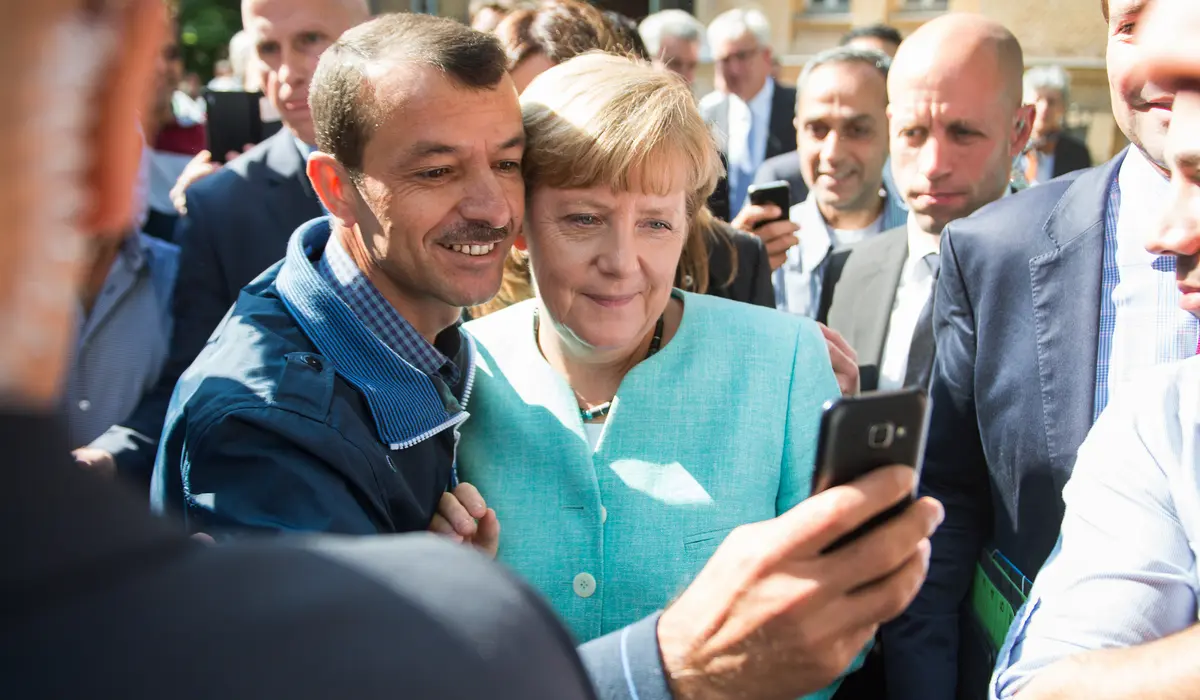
left=812, top=388, right=930, bottom=552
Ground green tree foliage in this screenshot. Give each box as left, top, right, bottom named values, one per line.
left=177, top=0, right=241, bottom=80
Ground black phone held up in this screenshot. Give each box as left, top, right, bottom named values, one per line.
left=204, top=90, right=266, bottom=164
left=746, top=180, right=790, bottom=228
left=811, top=387, right=930, bottom=553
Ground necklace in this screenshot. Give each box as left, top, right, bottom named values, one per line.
left=533, top=308, right=665, bottom=422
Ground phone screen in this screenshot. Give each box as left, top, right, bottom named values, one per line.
left=204, top=90, right=266, bottom=164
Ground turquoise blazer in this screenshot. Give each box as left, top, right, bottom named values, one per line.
left=461, top=292, right=849, bottom=697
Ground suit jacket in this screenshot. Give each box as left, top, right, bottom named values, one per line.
left=823, top=226, right=909, bottom=391
left=702, top=82, right=798, bottom=221
left=6, top=410, right=617, bottom=700
left=706, top=223, right=776, bottom=308
left=752, top=151, right=809, bottom=210
left=92, top=130, right=324, bottom=487
left=881, top=154, right=1124, bottom=700
left=1052, top=132, right=1093, bottom=178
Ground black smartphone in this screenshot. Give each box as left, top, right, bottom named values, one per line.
left=746, top=180, right=791, bottom=228
left=812, top=387, right=930, bottom=552
left=204, top=90, right=266, bottom=164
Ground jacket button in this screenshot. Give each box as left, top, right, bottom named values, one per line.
left=573, top=572, right=596, bottom=598
left=304, top=356, right=324, bottom=372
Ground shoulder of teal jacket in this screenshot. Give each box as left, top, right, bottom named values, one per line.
left=675, top=291, right=826, bottom=359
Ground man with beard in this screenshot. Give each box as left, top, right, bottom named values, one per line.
left=151, top=14, right=524, bottom=537
left=887, top=0, right=1190, bottom=697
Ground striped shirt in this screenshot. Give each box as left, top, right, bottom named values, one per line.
left=318, top=231, right=460, bottom=386
left=1094, top=148, right=1199, bottom=418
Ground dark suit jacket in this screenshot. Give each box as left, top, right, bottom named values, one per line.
left=752, top=151, right=809, bottom=210
left=702, top=82, right=798, bottom=221
left=91, top=130, right=324, bottom=487
left=706, top=223, right=776, bottom=308
left=1052, top=132, right=1093, bottom=178
left=823, top=226, right=909, bottom=391
left=881, top=154, right=1125, bottom=700
left=4, top=410, right=675, bottom=700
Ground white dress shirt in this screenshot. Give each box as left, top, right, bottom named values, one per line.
left=1107, top=147, right=1200, bottom=405
left=877, top=214, right=941, bottom=391
left=991, top=357, right=1200, bottom=698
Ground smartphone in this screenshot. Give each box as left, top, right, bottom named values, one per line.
left=746, top=180, right=791, bottom=228
left=204, top=90, right=267, bottom=164
left=811, top=387, right=930, bottom=552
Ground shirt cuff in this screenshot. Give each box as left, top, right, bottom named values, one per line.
left=578, top=611, right=674, bottom=700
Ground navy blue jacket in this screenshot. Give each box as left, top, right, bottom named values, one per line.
left=151, top=220, right=469, bottom=536
left=95, top=131, right=323, bottom=490
left=882, top=154, right=1124, bottom=700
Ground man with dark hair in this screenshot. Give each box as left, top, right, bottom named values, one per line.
left=891, top=0, right=1185, bottom=697
left=840, top=24, right=903, bottom=58
left=151, top=13, right=522, bottom=538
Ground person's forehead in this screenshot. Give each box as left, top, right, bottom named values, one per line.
left=715, top=32, right=759, bottom=52
left=803, top=62, right=886, bottom=106
left=1108, top=0, right=1149, bottom=21
left=245, top=0, right=351, bottom=36
left=660, top=35, right=700, bottom=53
left=367, top=66, right=521, bottom=141
left=891, top=67, right=1008, bottom=117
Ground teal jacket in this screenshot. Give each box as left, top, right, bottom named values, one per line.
left=461, top=292, right=854, bottom=699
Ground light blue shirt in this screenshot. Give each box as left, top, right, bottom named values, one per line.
left=991, top=357, right=1200, bottom=698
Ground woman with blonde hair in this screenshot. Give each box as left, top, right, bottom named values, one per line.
left=457, top=53, right=859, bottom=699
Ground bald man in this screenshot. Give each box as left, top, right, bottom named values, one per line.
left=824, top=16, right=1031, bottom=394
left=889, top=1, right=1189, bottom=698
left=77, top=0, right=372, bottom=486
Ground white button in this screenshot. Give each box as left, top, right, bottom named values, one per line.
left=78, top=400, right=91, bottom=412
left=600, top=505, right=607, bottom=524
left=573, top=572, right=596, bottom=598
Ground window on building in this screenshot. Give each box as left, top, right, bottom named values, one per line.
left=902, top=0, right=948, bottom=9
left=807, top=0, right=851, bottom=14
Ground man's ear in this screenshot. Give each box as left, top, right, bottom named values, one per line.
left=1012, top=103, right=1036, bottom=157
left=84, top=0, right=167, bottom=236
left=307, top=152, right=362, bottom=228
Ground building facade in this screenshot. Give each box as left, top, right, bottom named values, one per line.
left=374, top=0, right=1123, bottom=161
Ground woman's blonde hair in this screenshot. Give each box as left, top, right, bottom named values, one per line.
left=471, top=52, right=724, bottom=318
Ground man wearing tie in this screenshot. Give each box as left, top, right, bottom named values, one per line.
left=1017, top=66, right=1093, bottom=187
left=824, top=15, right=1032, bottom=393
left=700, top=8, right=797, bottom=220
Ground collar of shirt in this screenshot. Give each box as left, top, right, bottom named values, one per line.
left=789, top=192, right=888, bottom=275
left=318, top=229, right=461, bottom=385
left=275, top=218, right=475, bottom=450
left=902, top=211, right=942, bottom=282
left=294, top=135, right=317, bottom=159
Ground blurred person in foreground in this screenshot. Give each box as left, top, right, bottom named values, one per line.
left=458, top=55, right=865, bottom=700
left=1, top=5, right=944, bottom=698
left=896, top=1, right=1188, bottom=696
left=638, top=9, right=704, bottom=87
left=772, top=46, right=905, bottom=322
left=1017, top=65, right=1093, bottom=187
left=74, top=0, right=371, bottom=489
left=990, top=2, right=1200, bottom=696
left=840, top=23, right=902, bottom=58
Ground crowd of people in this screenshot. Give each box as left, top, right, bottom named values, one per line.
left=6, top=0, right=1200, bottom=698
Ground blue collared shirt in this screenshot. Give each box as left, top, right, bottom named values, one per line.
left=70, top=233, right=179, bottom=448
left=317, top=231, right=460, bottom=386
left=1094, top=148, right=1199, bottom=419
left=991, top=357, right=1200, bottom=698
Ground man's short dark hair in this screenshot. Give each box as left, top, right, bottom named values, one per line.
left=1101, top=0, right=1108, bottom=21
left=839, top=23, right=903, bottom=49
left=310, top=13, right=508, bottom=179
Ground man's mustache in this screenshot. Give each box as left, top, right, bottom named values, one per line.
left=436, top=221, right=512, bottom=246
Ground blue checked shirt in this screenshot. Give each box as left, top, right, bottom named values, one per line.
left=318, top=232, right=460, bottom=386
left=1093, top=148, right=1198, bottom=419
